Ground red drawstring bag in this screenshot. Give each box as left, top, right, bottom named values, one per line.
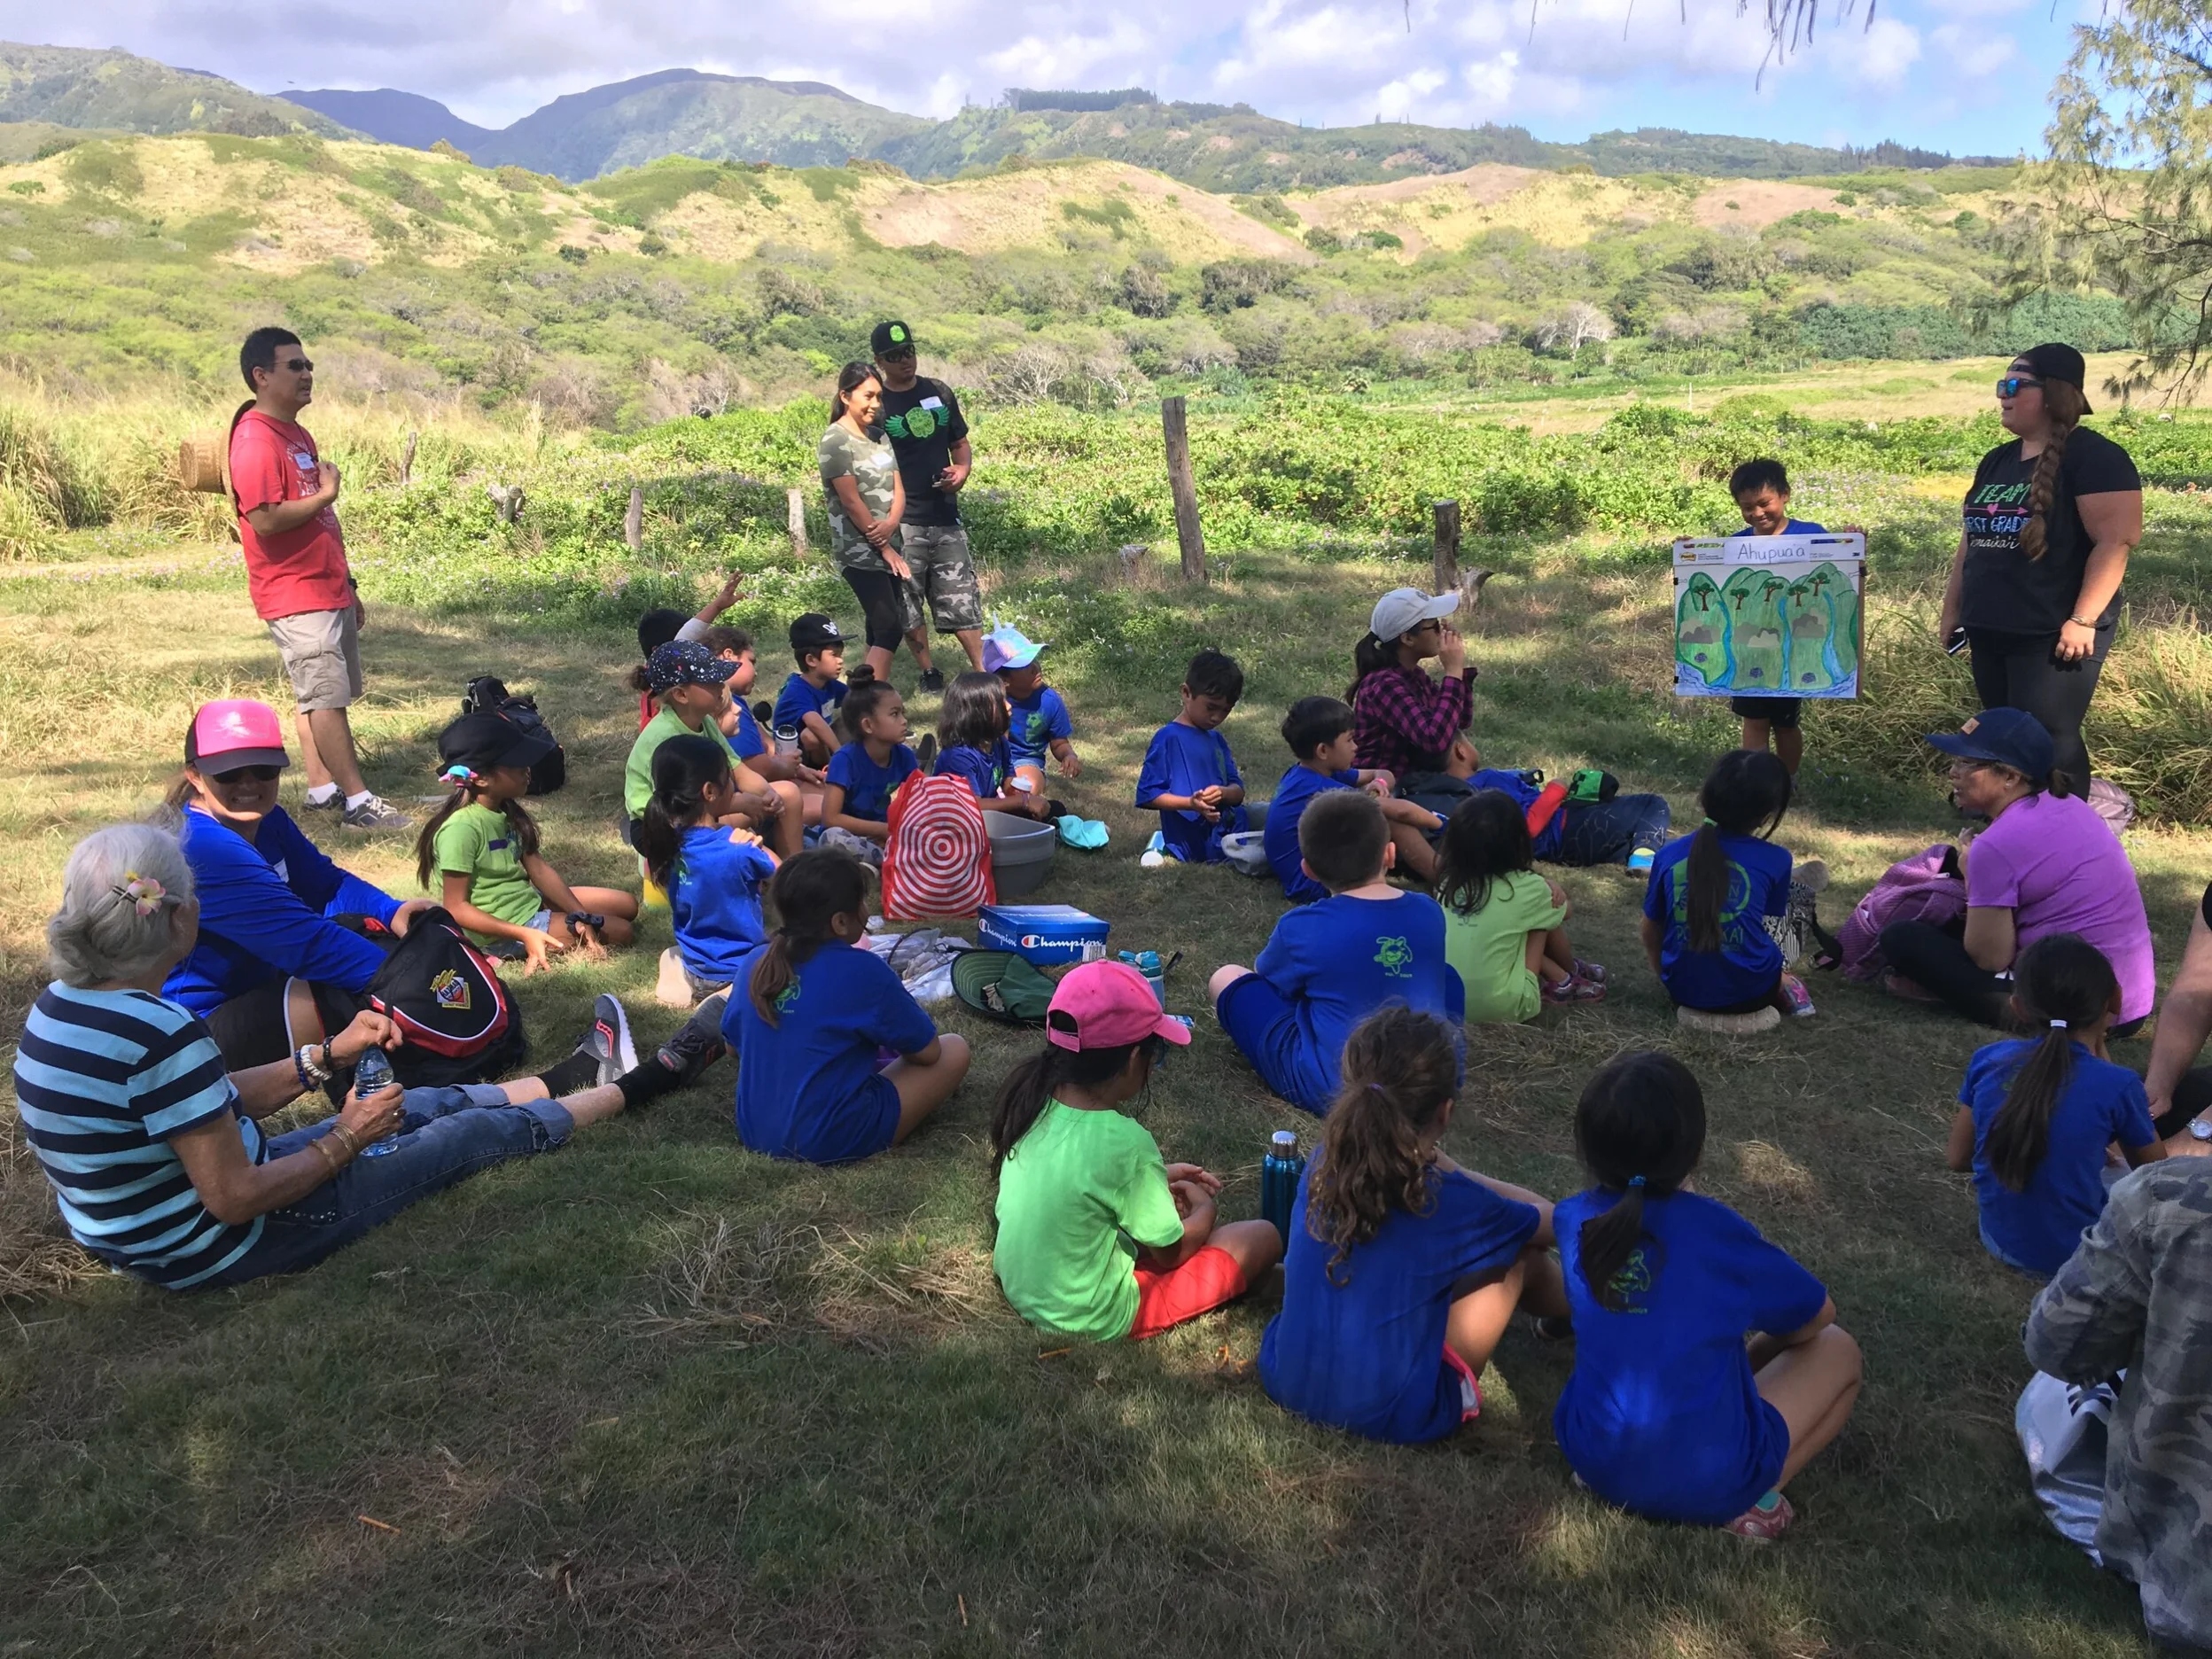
left=881, top=773, right=996, bottom=921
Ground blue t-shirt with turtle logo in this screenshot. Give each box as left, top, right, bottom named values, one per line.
left=1640, top=830, right=1792, bottom=1010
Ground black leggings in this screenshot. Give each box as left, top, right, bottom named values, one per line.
left=1881, top=917, right=2146, bottom=1040
left=840, top=565, right=909, bottom=652
left=1967, top=625, right=2112, bottom=783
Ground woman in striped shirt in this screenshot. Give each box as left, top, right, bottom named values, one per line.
left=15, top=822, right=702, bottom=1289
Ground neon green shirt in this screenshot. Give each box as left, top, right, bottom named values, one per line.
left=1442, top=869, right=1567, bottom=1024
left=624, top=704, right=738, bottom=821
left=993, top=1100, right=1185, bottom=1342
left=431, top=801, right=542, bottom=928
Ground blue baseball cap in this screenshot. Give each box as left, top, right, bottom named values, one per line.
left=1926, top=707, right=2054, bottom=779
left=646, top=639, right=737, bottom=693
left=982, top=624, right=1047, bottom=673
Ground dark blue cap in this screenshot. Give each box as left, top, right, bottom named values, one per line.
left=1926, top=707, right=2055, bottom=779
left=646, top=639, right=737, bottom=693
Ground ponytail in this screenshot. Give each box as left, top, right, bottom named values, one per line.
left=1572, top=1052, right=1707, bottom=1311
left=987, top=1039, right=1147, bottom=1180
left=2017, top=378, right=2088, bottom=564
left=1307, top=1008, right=1460, bottom=1283
left=1683, top=749, right=1792, bottom=954
left=1985, top=933, right=2117, bottom=1190
left=413, top=777, right=536, bottom=890
left=1344, top=631, right=1396, bottom=702
left=749, top=851, right=866, bottom=1025
left=638, top=734, right=732, bottom=892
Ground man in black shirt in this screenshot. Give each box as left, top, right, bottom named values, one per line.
left=873, top=320, right=984, bottom=686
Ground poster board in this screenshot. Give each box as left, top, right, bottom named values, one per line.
left=1672, top=533, right=1865, bottom=701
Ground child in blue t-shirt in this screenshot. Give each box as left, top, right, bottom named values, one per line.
left=723, top=850, right=971, bottom=1163
left=1137, top=650, right=1248, bottom=863
left=1946, top=933, right=2166, bottom=1278
left=1726, top=458, right=1830, bottom=776
left=1265, top=696, right=1443, bottom=900
left=820, top=681, right=920, bottom=866
left=772, top=612, right=850, bottom=767
left=1554, top=1050, right=1862, bottom=1540
left=1260, top=1006, right=1569, bottom=1443
left=932, top=672, right=1051, bottom=820
left=1211, top=791, right=1463, bottom=1114
left=635, top=732, right=780, bottom=1007
left=1640, top=749, right=1811, bottom=1021
left=705, top=625, right=824, bottom=826
left=985, top=624, right=1080, bottom=797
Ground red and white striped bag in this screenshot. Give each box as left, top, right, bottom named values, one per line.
left=881, top=772, right=996, bottom=921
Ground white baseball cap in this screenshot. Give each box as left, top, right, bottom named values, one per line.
left=1369, top=587, right=1460, bottom=641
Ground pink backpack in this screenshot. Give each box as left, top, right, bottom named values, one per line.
left=1839, top=845, right=1967, bottom=982
left=881, top=773, right=996, bottom=921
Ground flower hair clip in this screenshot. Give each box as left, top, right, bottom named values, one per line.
left=112, top=871, right=167, bottom=915
left=439, top=763, right=477, bottom=787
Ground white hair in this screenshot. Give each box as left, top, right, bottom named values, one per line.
left=47, top=822, right=195, bottom=989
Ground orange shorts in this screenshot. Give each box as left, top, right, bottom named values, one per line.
left=1128, top=1245, right=1247, bottom=1340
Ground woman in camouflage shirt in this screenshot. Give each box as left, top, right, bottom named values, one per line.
left=819, top=362, right=931, bottom=682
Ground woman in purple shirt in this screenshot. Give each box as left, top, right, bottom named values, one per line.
left=1348, top=587, right=1473, bottom=779
left=1881, top=708, right=2154, bottom=1032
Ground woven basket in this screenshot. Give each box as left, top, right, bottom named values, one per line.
left=176, top=434, right=227, bottom=495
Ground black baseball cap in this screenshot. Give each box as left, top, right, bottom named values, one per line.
left=438, top=710, right=557, bottom=778
left=870, top=320, right=916, bottom=357
left=791, top=612, right=845, bottom=651
left=2017, top=343, right=2091, bottom=413
left=1925, top=707, right=2055, bottom=780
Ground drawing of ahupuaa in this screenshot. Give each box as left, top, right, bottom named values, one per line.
left=1676, top=572, right=1728, bottom=687
left=1718, top=566, right=1789, bottom=692
left=1783, top=561, right=1861, bottom=691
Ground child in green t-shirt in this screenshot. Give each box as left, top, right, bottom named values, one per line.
left=622, top=640, right=804, bottom=861
left=418, top=710, right=637, bottom=973
left=1436, top=791, right=1603, bottom=1021
left=991, top=961, right=1282, bottom=1343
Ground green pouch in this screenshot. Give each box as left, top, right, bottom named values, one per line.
left=951, top=949, right=1056, bottom=1024
left=1566, top=767, right=1619, bottom=806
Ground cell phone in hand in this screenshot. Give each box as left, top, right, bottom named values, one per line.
left=1945, top=628, right=1970, bottom=657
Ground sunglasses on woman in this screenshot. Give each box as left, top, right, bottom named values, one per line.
left=1995, top=376, right=2042, bottom=398
left=211, top=765, right=284, bottom=784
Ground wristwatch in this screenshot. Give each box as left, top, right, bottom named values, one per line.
left=2191, top=1115, right=2211, bottom=1142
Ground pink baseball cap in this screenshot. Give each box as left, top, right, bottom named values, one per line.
left=1046, top=960, right=1191, bottom=1052
left=185, top=699, right=291, bottom=773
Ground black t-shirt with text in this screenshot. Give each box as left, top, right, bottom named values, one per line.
left=1960, top=424, right=2140, bottom=635
left=878, top=377, right=969, bottom=528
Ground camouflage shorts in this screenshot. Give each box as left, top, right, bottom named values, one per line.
left=900, top=524, right=983, bottom=634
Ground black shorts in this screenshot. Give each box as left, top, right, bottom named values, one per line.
left=839, top=565, right=911, bottom=652
left=1729, top=696, right=1802, bottom=728
left=200, top=976, right=360, bottom=1071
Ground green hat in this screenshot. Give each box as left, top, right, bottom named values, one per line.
left=952, top=950, right=1055, bottom=1024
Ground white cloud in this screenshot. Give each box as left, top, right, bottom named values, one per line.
left=1838, top=15, right=1923, bottom=87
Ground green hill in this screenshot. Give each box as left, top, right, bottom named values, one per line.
left=0, top=42, right=349, bottom=139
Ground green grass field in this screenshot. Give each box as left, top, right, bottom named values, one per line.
left=3, top=383, right=2207, bottom=1655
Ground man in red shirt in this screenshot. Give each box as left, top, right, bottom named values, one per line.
left=229, top=328, right=409, bottom=830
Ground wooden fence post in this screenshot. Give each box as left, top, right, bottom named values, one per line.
left=400, top=430, right=417, bottom=487
left=624, top=484, right=643, bottom=551
left=1161, top=395, right=1205, bottom=584
left=1432, top=499, right=1460, bottom=593
left=786, top=487, right=808, bottom=558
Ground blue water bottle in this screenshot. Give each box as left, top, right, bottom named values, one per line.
left=1260, top=1130, right=1305, bottom=1242
left=1118, top=950, right=1165, bottom=1007
left=352, top=1047, right=402, bottom=1158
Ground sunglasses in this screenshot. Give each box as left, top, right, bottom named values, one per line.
left=1995, top=376, right=2042, bottom=398
left=210, top=764, right=283, bottom=784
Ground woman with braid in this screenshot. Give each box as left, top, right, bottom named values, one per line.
left=1942, top=344, right=2142, bottom=785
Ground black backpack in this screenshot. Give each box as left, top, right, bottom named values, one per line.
left=330, top=909, right=529, bottom=1092
left=461, top=676, right=566, bottom=795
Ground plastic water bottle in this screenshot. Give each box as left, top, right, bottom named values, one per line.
left=1260, top=1130, right=1305, bottom=1241
left=352, top=1048, right=402, bottom=1158
left=1118, top=949, right=1164, bottom=1006
left=774, top=722, right=802, bottom=757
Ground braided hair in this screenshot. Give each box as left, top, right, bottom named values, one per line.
left=2016, top=376, right=2089, bottom=565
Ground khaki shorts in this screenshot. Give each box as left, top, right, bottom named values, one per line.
left=900, top=524, right=983, bottom=634
left=267, top=605, right=362, bottom=712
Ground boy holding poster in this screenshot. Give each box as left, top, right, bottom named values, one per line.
left=1726, top=459, right=1825, bottom=775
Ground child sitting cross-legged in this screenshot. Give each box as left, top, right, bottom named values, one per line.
left=722, top=850, right=970, bottom=1163
left=1136, top=650, right=1248, bottom=863
left=1265, top=695, right=1440, bottom=900
left=1554, top=1051, right=1862, bottom=1541
left=1640, top=749, right=1812, bottom=1024
left=985, top=624, right=1081, bottom=798
left=419, top=710, right=637, bottom=974
left=625, top=641, right=803, bottom=861
left=933, top=672, right=1051, bottom=819
left=1946, top=932, right=2165, bottom=1278
left=1211, top=790, right=1464, bottom=1115
left=993, top=960, right=1283, bottom=1342
left=771, top=613, right=851, bottom=768
left=635, top=733, right=780, bottom=1009
left=701, top=625, right=824, bottom=821
left=1437, top=790, right=1604, bottom=1019
left=1259, top=1006, right=1571, bottom=1443
left=819, top=680, right=920, bottom=865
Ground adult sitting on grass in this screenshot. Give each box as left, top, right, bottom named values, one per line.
left=15, top=822, right=705, bottom=1290
left=2138, top=880, right=2212, bottom=1152
left=1880, top=709, right=2154, bottom=1034
left=162, top=699, right=431, bottom=1072
left=1347, top=586, right=1473, bottom=782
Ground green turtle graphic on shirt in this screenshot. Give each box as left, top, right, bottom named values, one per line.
left=1374, top=936, right=1414, bottom=978
left=1676, top=572, right=1728, bottom=689
left=1718, top=567, right=1789, bottom=693
left=775, top=981, right=802, bottom=1016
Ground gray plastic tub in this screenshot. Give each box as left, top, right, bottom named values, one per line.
left=985, top=812, right=1058, bottom=898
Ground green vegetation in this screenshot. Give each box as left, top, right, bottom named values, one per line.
left=0, top=41, right=347, bottom=138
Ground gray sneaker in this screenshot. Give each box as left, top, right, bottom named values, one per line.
left=340, top=792, right=413, bottom=830
left=584, top=993, right=638, bottom=1084
left=300, top=791, right=342, bottom=814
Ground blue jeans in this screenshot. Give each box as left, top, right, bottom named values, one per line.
left=1554, top=794, right=1672, bottom=867
left=202, top=1085, right=573, bottom=1286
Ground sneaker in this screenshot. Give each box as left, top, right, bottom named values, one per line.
left=301, top=789, right=342, bottom=814
left=1141, top=829, right=1167, bottom=869
left=584, top=993, right=637, bottom=1085
left=1780, top=973, right=1817, bottom=1018
left=1626, top=846, right=1656, bottom=875
left=655, top=991, right=729, bottom=1088
left=1724, top=1490, right=1794, bottom=1542
left=916, top=667, right=946, bottom=693
left=655, top=946, right=694, bottom=1009
left=340, top=792, right=413, bottom=830
left=1570, top=958, right=1608, bottom=985
left=1545, top=972, right=1606, bottom=1004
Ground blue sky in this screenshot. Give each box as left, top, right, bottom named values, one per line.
left=4, top=0, right=2084, bottom=156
